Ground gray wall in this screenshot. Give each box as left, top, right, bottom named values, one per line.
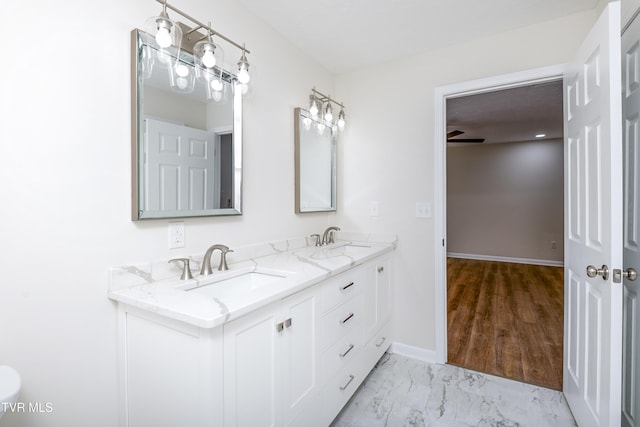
left=447, top=139, right=564, bottom=264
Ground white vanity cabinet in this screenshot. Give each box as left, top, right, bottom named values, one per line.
left=117, top=305, right=223, bottom=427
left=223, top=284, right=321, bottom=427
left=114, top=244, right=394, bottom=427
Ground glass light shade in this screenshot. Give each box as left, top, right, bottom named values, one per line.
left=309, top=98, right=319, bottom=117
left=194, top=37, right=223, bottom=70
left=337, top=109, right=346, bottom=130
left=237, top=51, right=250, bottom=84
left=324, top=102, right=333, bottom=122
left=145, top=9, right=182, bottom=52
left=169, top=59, right=195, bottom=93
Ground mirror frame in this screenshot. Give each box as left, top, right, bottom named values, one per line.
left=131, top=29, right=243, bottom=220
left=294, top=107, right=337, bottom=213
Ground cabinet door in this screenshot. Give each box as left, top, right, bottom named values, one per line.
left=375, top=256, right=392, bottom=327
left=281, top=286, right=321, bottom=427
left=224, top=301, right=282, bottom=427
left=364, top=256, right=392, bottom=338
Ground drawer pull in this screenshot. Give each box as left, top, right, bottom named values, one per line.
left=340, top=344, right=355, bottom=358
left=284, top=318, right=292, bottom=328
left=376, top=337, right=387, bottom=347
left=340, top=281, right=355, bottom=291
left=339, top=374, right=355, bottom=391
left=340, top=312, right=354, bottom=325
left=276, top=322, right=284, bottom=333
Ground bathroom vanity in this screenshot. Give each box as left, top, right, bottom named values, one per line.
left=109, top=232, right=395, bottom=427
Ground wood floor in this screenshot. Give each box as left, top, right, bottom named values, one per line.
left=447, top=257, right=564, bottom=390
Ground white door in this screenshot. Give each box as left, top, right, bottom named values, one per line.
left=622, top=10, right=640, bottom=427
left=144, top=118, right=216, bottom=214
left=563, top=2, right=623, bottom=426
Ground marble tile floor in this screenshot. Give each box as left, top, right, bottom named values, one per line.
left=331, top=353, right=576, bottom=427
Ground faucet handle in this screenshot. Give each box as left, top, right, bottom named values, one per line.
left=218, top=247, right=234, bottom=271
left=310, top=234, right=321, bottom=247
left=169, top=258, right=194, bottom=280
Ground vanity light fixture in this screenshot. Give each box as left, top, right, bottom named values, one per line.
left=307, top=87, right=346, bottom=131
left=144, top=0, right=251, bottom=90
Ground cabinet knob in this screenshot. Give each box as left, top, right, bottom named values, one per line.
left=284, top=318, right=292, bottom=328
left=377, top=266, right=384, bottom=273
left=276, top=322, right=284, bottom=333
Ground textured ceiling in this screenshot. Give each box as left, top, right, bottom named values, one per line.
left=238, top=0, right=598, bottom=74
left=446, top=81, right=564, bottom=145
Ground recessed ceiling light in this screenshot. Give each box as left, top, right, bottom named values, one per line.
left=535, top=133, right=546, bottom=138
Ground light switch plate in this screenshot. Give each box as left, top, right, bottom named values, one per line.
left=168, top=222, right=185, bottom=249
left=416, top=202, right=432, bottom=218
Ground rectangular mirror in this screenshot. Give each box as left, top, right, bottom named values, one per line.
left=131, top=29, right=243, bottom=220
left=294, top=108, right=337, bottom=213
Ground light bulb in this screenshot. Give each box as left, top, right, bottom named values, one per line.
left=237, top=67, right=250, bottom=84
left=177, top=77, right=188, bottom=90
left=310, top=100, right=319, bottom=117
left=155, top=26, right=172, bottom=48
left=211, top=79, right=223, bottom=92
left=175, top=63, right=189, bottom=77
left=325, top=110, right=333, bottom=122
left=303, top=117, right=312, bottom=131
left=201, top=50, right=216, bottom=68
left=212, top=90, right=223, bottom=102
left=337, top=109, right=345, bottom=130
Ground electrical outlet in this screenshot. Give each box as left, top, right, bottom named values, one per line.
left=551, top=240, right=557, bottom=250
left=370, top=201, right=380, bottom=217
left=416, top=202, right=432, bottom=218
left=168, top=222, right=185, bottom=249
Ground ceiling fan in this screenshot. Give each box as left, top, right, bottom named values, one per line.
left=446, top=130, right=484, bottom=143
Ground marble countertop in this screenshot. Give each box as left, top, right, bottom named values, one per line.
left=108, top=232, right=396, bottom=329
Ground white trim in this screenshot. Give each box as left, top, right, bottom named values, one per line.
left=447, top=252, right=564, bottom=267
left=433, top=64, right=566, bottom=365
left=389, top=341, right=439, bottom=364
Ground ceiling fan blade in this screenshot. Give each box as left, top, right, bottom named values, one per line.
left=447, top=130, right=464, bottom=138
left=446, top=138, right=485, bottom=143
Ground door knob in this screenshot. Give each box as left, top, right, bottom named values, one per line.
left=622, top=267, right=638, bottom=281
left=586, top=264, right=609, bottom=280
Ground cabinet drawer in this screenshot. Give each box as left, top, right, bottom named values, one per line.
left=362, top=320, right=393, bottom=369
left=320, top=294, right=363, bottom=350
left=321, top=363, right=365, bottom=426
left=320, top=268, right=365, bottom=313
left=321, top=332, right=362, bottom=381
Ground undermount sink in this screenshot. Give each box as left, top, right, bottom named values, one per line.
left=186, top=268, right=291, bottom=299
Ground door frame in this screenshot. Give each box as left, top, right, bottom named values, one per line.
left=433, top=64, right=565, bottom=363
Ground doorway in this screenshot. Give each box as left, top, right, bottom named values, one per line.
left=444, top=83, right=565, bottom=389
left=434, top=65, right=566, bottom=367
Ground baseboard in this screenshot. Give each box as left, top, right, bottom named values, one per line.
left=389, top=342, right=440, bottom=364
left=447, top=252, right=564, bottom=267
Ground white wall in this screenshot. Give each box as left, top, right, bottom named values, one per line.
left=447, top=140, right=564, bottom=264
left=0, top=0, right=334, bottom=425
left=335, top=9, right=596, bottom=352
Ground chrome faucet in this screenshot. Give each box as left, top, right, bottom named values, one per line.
left=200, top=244, right=233, bottom=275
left=321, top=226, right=341, bottom=246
